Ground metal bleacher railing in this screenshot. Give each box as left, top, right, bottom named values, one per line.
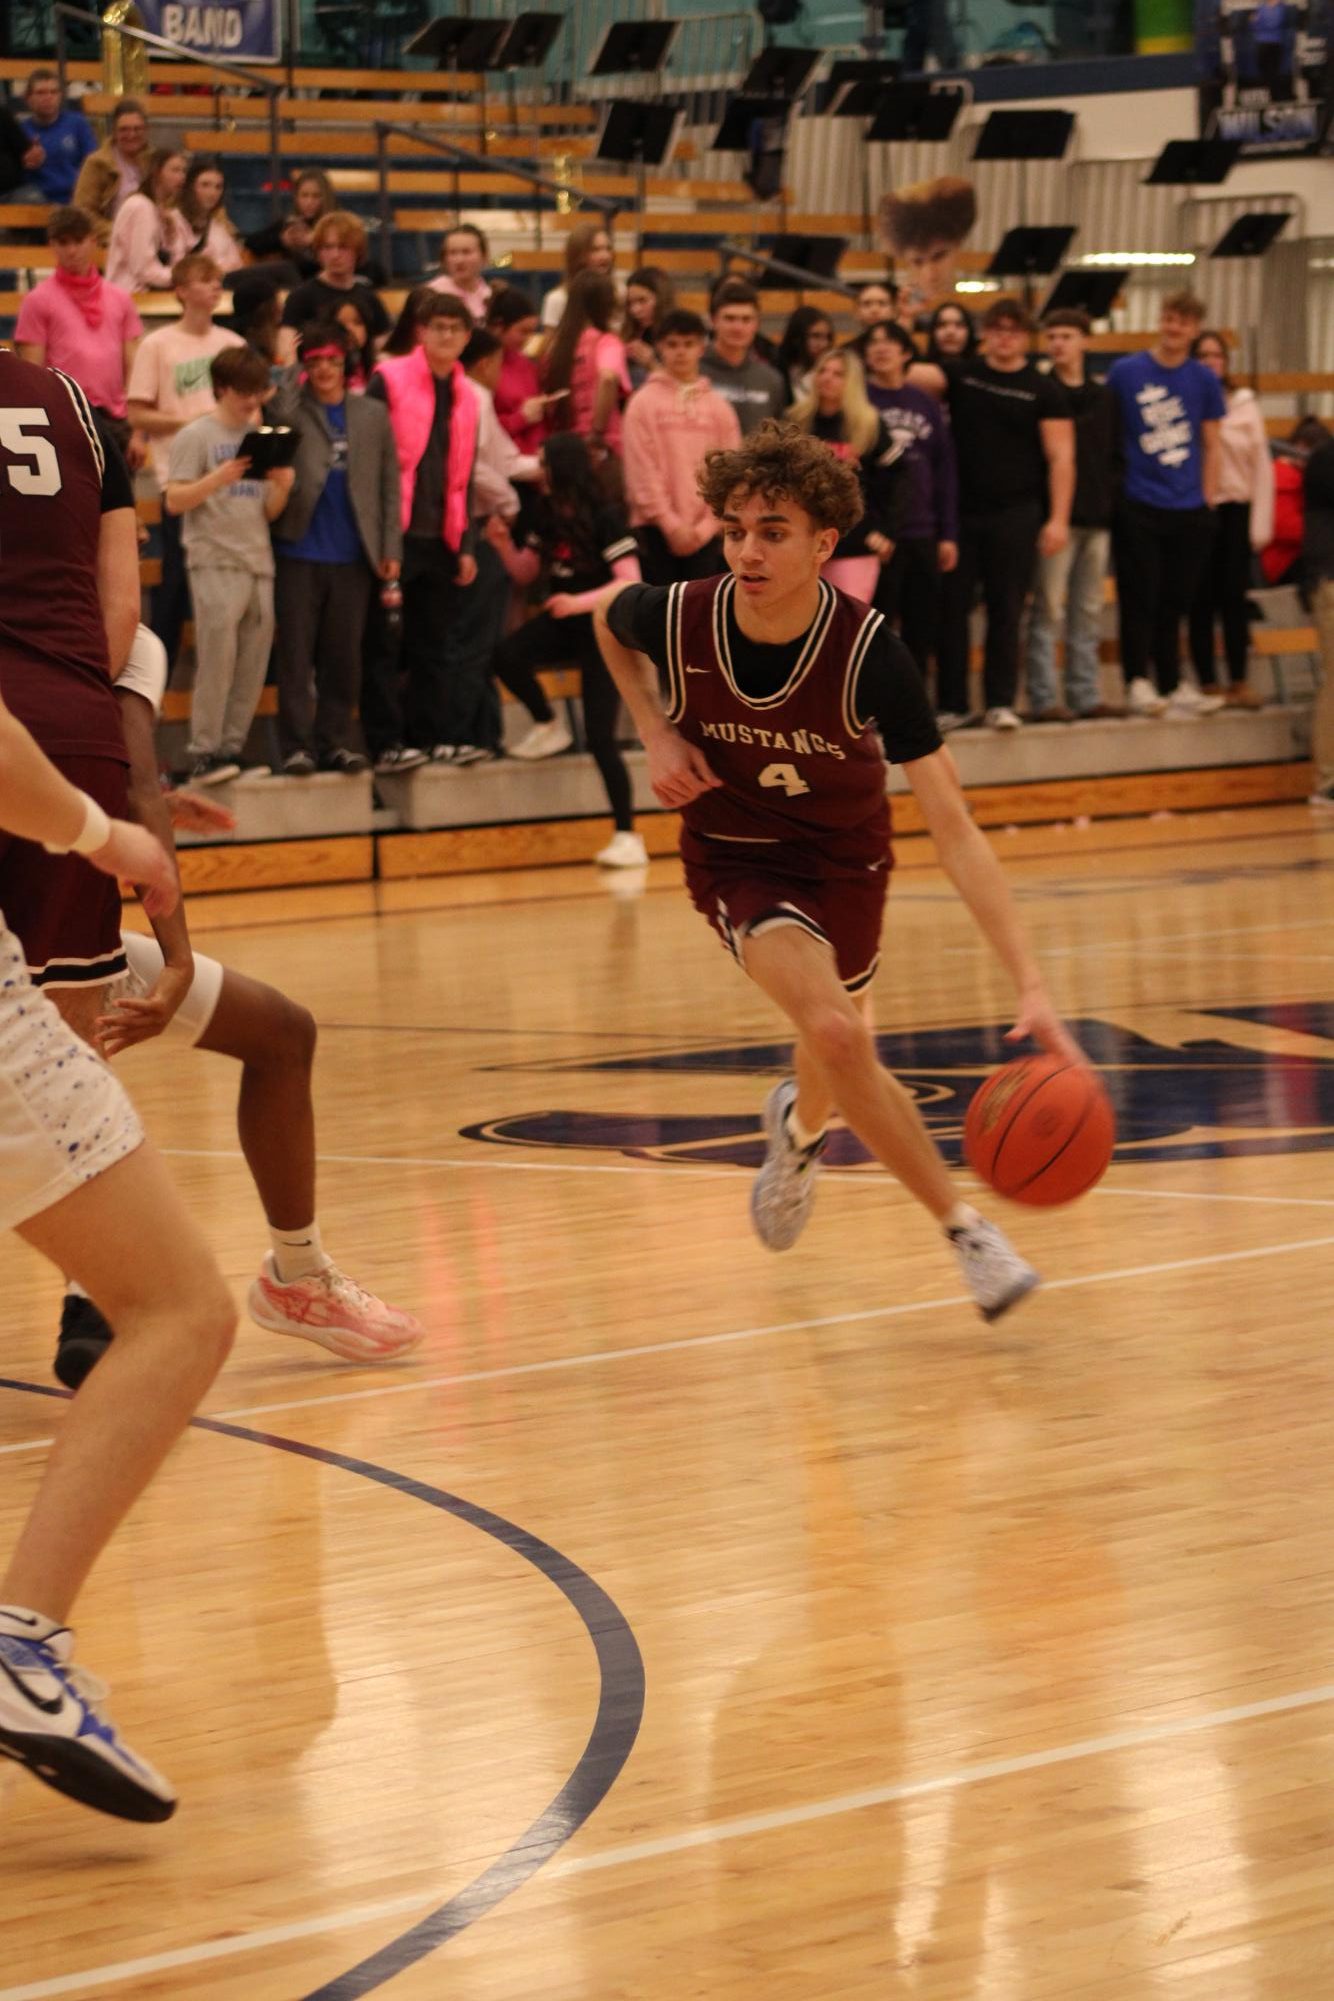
left=52, top=2, right=286, bottom=216
left=370, top=123, right=620, bottom=260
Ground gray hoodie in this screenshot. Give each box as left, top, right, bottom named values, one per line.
left=700, top=344, right=788, bottom=437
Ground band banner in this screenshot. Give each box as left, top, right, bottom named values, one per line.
left=136, top=0, right=280, bottom=64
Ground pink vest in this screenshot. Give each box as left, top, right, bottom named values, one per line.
left=373, top=347, right=478, bottom=550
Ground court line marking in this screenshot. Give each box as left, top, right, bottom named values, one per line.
left=6, top=1675, right=1334, bottom=2000
left=4, top=1206, right=1331, bottom=1458
left=945, top=914, right=1334, bottom=958
left=553, top=1679, right=1334, bottom=1879
left=0, top=1894, right=436, bottom=2001
left=199, top=1232, right=1334, bottom=1423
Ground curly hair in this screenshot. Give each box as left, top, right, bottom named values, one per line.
left=879, top=175, right=977, bottom=255
left=696, top=421, right=864, bottom=537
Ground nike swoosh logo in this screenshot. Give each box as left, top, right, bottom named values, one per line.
left=0, top=1654, right=65, bottom=1717
left=685, top=667, right=710, bottom=674
left=0, top=1612, right=42, bottom=1627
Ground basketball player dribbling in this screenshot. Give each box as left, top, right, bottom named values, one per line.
left=595, top=422, right=1085, bottom=1320
left=0, top=683, right=237, bottom=1819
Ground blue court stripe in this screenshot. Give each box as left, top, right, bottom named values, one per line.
left=0, top=1380, right=645, bottom=1999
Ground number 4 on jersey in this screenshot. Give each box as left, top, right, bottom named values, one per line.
left=758, top=762, right=811, bottom=799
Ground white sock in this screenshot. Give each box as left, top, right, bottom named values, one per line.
left=269, top=1223, right=330, bottom=1284
left=65, top=1280, right=89, bottom=1300
left=785, top=1104, right=827, bottom=1153
left=943, top=1202, right=982, bottom=1236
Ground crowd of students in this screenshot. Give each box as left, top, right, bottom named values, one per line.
left=5, top=62, right=1326, bottom=849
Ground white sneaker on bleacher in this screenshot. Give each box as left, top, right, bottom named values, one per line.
left=511, top=719, right=573, bottom=760
left=1127, top=677, right=1167, bottom=716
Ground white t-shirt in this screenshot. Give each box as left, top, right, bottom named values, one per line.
left=126, top=321, right=245, bottom=486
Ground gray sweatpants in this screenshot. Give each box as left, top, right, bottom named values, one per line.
left=187, top=564, right=275, bottom=758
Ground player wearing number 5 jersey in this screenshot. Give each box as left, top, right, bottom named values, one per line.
left=595, top=421, right=1084, bottom=1322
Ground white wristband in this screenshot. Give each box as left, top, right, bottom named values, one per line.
left=43, top=790, right=112, bottom=857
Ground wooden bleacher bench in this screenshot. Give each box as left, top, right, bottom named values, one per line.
left=126, top=94, right=599, bottom=129
left=184, top=128, right=683, bottom=163
left=0, top=204, right=50, bottom=231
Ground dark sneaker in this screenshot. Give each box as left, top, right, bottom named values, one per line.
left=185, top=754, right=240, bottom=786
left=321, top=747, right=370, bottom=775
left=449, top=744, right=494, bottom=766
left=374, top=744, right=428, bottom=774
left=54, top=1293, right=113, bottom=1391
left=282, top=750, right=317, bottom=777
left=750, top=1079, right=826, bottom=1251
left=0, top=1606, right=176, bottom=1822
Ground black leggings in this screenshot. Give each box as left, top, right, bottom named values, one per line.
left=493, top=610, right=634, bottom=832
left=1189, top=499, right=1252, bottom=687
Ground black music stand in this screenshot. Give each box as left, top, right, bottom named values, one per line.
left=1145, top=139, right=1240, bottom=185
left=1042, top=269, right=1127, bottom=321
left=740, top=47, right=820, bottom=102
left=1212, top=211, right=1292, bottom=257
left=831, top=63, right=902, bottom=118
left=758, top=233, right=847, bottom=287
left=494, top=12, right=563, bottom=69
left=868, top=84, right=963, bottom=143
left=711, top=96, right=793, bottom=202
left=987, top=226, right=1076, bottom=277
left=973, top=108, right=1075, bottom=160
left=404, top=16, right=508, bottom=68
left=590, top=21, right=680, bottom=75
left=598, top=99, right=683, bottom=249
left=823, top=57, right=898, bottom=116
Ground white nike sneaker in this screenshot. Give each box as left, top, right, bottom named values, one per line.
left=948, top=1216, right=1040, bottom=1323
left=595, top=830, right=648, bottom=868
left=511, top=718, right=573, bottom=760
left=750, top=1079, right=826, bottom=1251
left=248, top=1257, right=425, bottom=1362
left=1164, top=684, right=1225, bottom=719
left=1127, top=677, right=1167, bottom=717
left=984, top=705, right=1022, bottom=731
left=0, top=1606, right=176, bottom=1822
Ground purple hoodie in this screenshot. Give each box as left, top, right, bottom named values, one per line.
left=867, top=381, right=958, bottom=544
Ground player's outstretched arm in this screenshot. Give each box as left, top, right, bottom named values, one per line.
left=0, top=688, right=177, bottom=917
left=593, top=584, right=721, bottom=809
left=904, top=746, right=1085, bottom=1067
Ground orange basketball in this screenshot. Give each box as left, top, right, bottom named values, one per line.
left=963, top=1056, right=1115, bottom=1207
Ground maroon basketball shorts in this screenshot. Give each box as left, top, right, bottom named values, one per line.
left=683, top=847, right=889, bottom=996
left=0, top=755, right=130, bottom=990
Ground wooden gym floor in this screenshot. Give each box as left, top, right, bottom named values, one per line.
left=3, top=802, right=1334, bottom=2000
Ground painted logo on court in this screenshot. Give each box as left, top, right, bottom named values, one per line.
left=462, top=1004, right=1334, bottom=1170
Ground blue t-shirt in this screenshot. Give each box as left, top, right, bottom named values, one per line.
left=1108, top=351, right=1226, bottom=511
left=287, top=403, right=363, bottom=565
left=22, top=106, right=96, bottom=205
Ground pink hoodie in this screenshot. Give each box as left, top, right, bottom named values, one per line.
left=622, top=370, right=741, bottom=555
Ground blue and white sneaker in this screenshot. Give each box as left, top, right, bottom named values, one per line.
left=947, top=1216, right=1040, bottom=1323
left=750, top=1079, right=826, bottom=1251
left=0, top=1605, right=176, bottom=1822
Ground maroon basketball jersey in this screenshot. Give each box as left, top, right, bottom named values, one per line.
left=0, top=354, right=124, bottom=762
left=662, top=573, right=891, bottom=871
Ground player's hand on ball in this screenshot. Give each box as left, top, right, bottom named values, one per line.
left=645, top=727, right=722, bottom=808
left=95, top=963, right=193, bottom=1059
left=1006, top=985, right=1085, bottom=1068
left=90, top=821, right=179, bottom=919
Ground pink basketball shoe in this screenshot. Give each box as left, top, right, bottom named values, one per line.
left=247, top=1257, right=424, bottom=1362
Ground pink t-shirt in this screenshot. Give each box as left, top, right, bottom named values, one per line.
left=428, top=271, right=492, bottom=319
left=570, top=328, right=630, bottom=452
left=126, top=320, right=245, bottom=484
left=14, top=276, right=143, bottom=419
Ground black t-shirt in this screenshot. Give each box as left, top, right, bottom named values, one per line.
left=540, top=501, right=637, bottom=594
left=369, top=369, right=451, bottom=538
left=94, top=416, right=135, bottom=512
left=608, top=581, right=942, bottom=765
left=945, top=359, right=1071, bottom=515
left=282, top=276, right=389, bottom=342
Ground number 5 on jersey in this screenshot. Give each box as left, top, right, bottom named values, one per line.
left=758, top=762, right=811, bottom=799
left=0, top=411, right=63, bottom=496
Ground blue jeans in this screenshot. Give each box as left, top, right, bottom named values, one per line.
left=1024, top=527, right=1110, bottom=714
